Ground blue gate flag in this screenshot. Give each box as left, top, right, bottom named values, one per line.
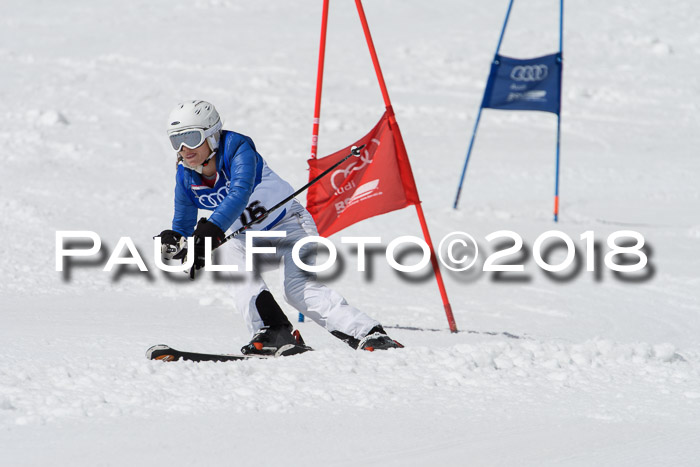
left=481, top=53, right=562, bottom=115
left=454, top=0, right=565, bottom=221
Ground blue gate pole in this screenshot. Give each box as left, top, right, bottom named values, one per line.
left=553, top=0, right=564, bottom=222
left=453, top=0, right=515, bottom=209
left=454, top=108, right=483, bottom=209
left=554, top=113, right=561, bottom=222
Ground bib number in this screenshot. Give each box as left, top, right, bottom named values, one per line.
left=239, top=200, right=267, bottom=226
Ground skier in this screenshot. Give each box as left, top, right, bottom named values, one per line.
left=157, top=100, right=403, bottom=356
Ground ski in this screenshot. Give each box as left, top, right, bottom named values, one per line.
left=146, top=344, right=311, bottom=362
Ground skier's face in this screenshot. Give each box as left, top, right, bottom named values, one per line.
left=179, top=140, right=211, bottom=167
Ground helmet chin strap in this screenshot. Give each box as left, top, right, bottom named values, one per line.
left=182, top=151, right=216, bottom=174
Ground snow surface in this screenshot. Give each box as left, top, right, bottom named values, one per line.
left=2, top=0, right=700, bottom=465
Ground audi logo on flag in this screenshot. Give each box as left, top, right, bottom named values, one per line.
left=330, top=149, right=373, bottom=191
left=510, top=64, right=548, bottom=82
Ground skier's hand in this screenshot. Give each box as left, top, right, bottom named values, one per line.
left=192, top=218, right=226, bottom=270
left=155, top=229, right=187, bottom=261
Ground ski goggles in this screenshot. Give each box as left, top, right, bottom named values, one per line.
left=169, top=120, right=222, bottom=151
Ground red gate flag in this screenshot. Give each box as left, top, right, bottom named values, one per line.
left=303, top=0, right=457, bottom=332
left=306, top=111, right=420, bottom=237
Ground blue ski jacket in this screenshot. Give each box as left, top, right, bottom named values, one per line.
left=171, top=130, right=263, bottom=236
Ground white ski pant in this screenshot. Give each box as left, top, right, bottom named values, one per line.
left=219, top=203, right=379, bottom=339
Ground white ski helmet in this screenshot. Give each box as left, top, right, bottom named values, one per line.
left=166, top=100, right=222, bottom=151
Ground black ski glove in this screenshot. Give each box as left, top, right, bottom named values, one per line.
left=192, top=218, right=226, bottom=270
left=155, top=229, right=187, bottom=261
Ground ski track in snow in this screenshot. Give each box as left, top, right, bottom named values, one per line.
left=1, top=338, right=698, bottom=426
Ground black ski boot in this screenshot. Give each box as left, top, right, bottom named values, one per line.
left=358, top=325, right=404, bottom=352
left=241, top=325, right=312, bottom=357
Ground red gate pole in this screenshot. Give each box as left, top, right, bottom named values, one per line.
left=354, top=0, right=458, bottom=333
left=299, top=0, right=331, bottom=323
left=310, top=0, right=330, bottom=161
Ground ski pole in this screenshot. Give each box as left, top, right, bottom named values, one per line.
left=189, top=144, right=365, bottom=279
